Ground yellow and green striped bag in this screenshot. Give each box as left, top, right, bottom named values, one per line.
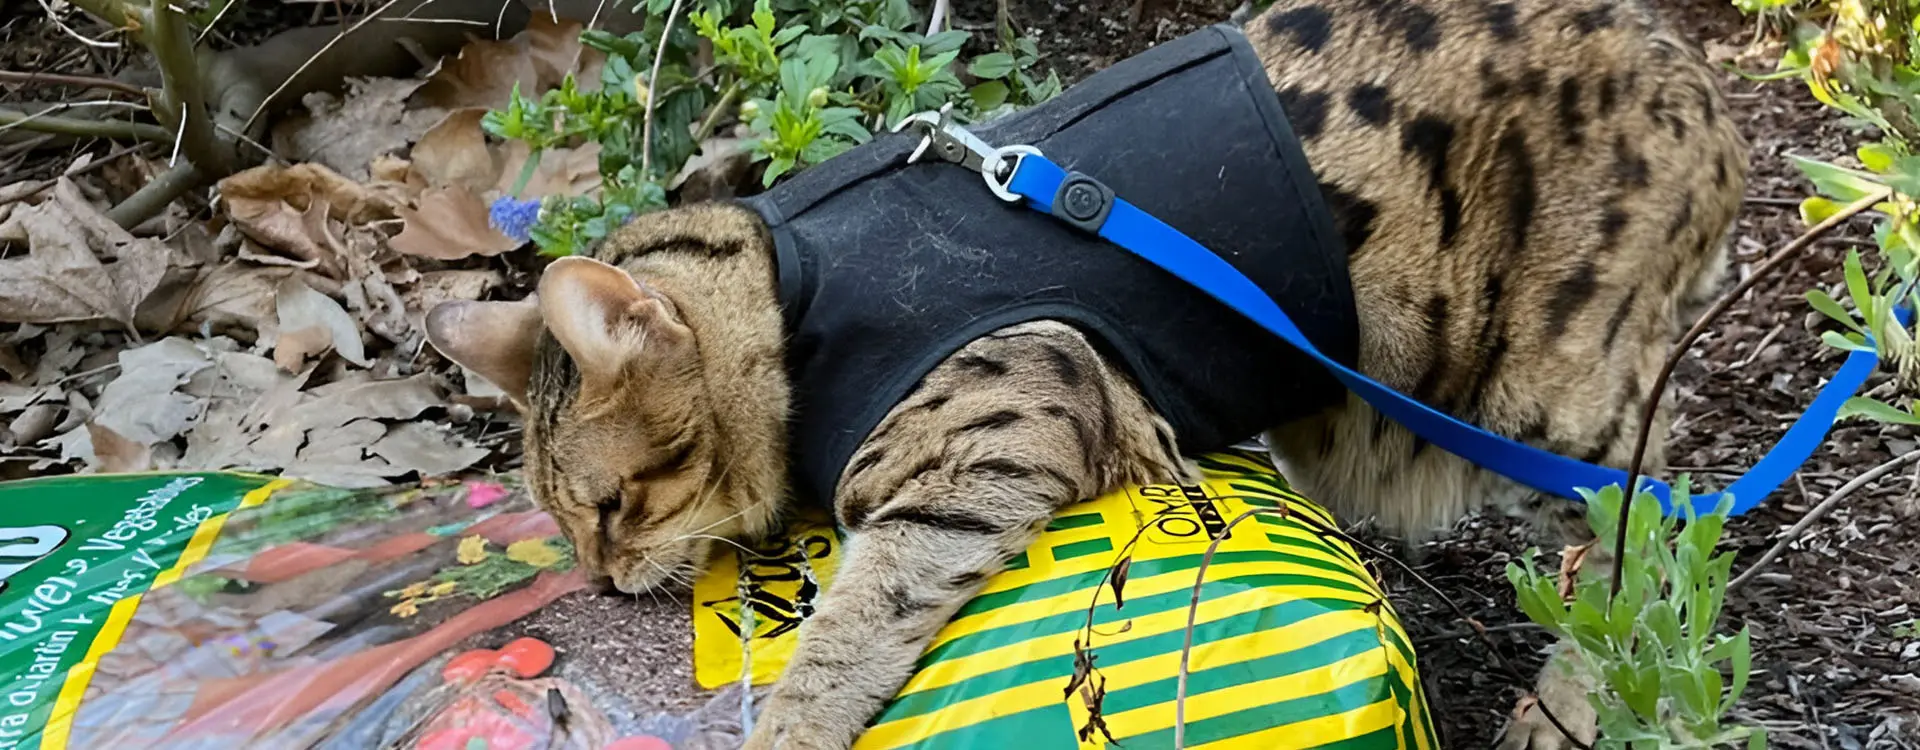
left=693, top=449, right=1436, bottom=749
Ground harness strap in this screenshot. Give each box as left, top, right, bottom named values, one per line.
left=1003, top=153, right=1906, bottom=517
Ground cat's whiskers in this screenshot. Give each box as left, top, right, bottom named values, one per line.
left=675, top=532, right=756, bottom=556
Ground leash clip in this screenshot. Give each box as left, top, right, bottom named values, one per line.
left=894, top=103, right=1039, bottom=203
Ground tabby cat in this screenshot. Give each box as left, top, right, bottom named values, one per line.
left=425, top=0, right=1747, bottom=747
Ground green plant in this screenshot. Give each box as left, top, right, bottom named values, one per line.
left=1738, top=0, right=1920, bottom=425
left=1507, top=480, right=1765, bottom=749
left=482, top=0, right=1060, bottom=256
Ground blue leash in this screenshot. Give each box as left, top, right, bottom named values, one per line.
left=997, top=154, right=1908, bottom=517
left=891, top=102, right=1904, bottom=518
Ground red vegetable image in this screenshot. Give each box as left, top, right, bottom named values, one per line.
left=442, top=648, right=499, bottom=684
left=496, top=637, right=556, bottom=678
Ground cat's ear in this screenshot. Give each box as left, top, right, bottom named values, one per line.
left=537, top=256, right=690, bottom=381
left=425, top=296, right=543, bottom=408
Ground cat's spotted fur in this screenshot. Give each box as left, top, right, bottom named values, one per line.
left=425, top=1, right=1747, bottom=748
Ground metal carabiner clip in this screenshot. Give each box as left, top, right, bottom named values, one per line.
left=893, top=103, right=1041, bottom=203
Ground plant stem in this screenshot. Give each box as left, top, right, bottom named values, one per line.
left=640, top=0, right=690, bottom=179
left=1614, top=187, right=1891, bottom=597
left=145, top=1, right=233, bottom=175
left=0, top=70, right=147, bottom=98
left=1727, top=448, right=1920, bottom=591
left=106, top=161, right=203, bottom=229
left=60, top=0, right=134, bottom=31
left=691, top=81, right=741, bottom=144
left=0, top=106, right=172, bottom=143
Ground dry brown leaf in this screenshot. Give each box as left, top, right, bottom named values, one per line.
left=390, top=186, right=520, bottom=260
left=523, top=14, right=604, bottom=93
left=369, top=421, right=489, bottom=477
left=277, top=373, right=444, bottom=433
left=91, top=337, right=216, bottom=445
left=179, top=262, right=299, bottom=341
left=413, top=36, right=540, bottom=111
left=271, top=77, right=440, bottom=181
left=410, top=108, right=503, bottom=193
left=86, top=421, right=154, bottom=473
left=671, top=135, right=752, bottom=201
left=219, top=162, right=405, bottom=226
left=274, top=275, right=369, bottom=369
left=0, top=181, right=170, bottom=327
left=284, top=418, right=395, bottom=488
left=494, top=140, right=602, bottom=198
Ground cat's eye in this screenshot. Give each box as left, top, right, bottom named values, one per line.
left=632, top=443, right=695, bottom=481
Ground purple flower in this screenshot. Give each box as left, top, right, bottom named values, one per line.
left=489, top=195, right=541, bottom=242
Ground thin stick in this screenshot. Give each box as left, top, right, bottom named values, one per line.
left=1728, top=449, right=1920, bottom=591
left=1613, top=187, right=1891, bottom=597
left=239, top=0, right=418, bottom=134
left=35, top=0, right=122, bottom=48
left=0, top=104, right=170, bottom=143
left=639, top=0, right=689, bottom=180
left=0, top=70, right=145, bottom=98
left=925, top=0, right=950, bottom=36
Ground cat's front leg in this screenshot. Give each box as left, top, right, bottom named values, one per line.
left=741, top=505, right=1049, bottom=750
left=743, top=322, right=1186, bottom=750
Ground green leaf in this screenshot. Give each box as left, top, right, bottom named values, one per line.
left=763, top=155, right=796, bottom=187
left=1807, top=289, right=1866, bottom=333
left=969, top=52, right=1017, bottom=80
left=1821, top=329, right=1876, bottom=352
left=1858, top=143, right=1900, bottom=173
left=922, top=29, right=971, bottom=56
left=1889, top=155, right=1920, bottom=197
left=1837, top=396, right=1920, bottom=425
left=970, top=80, right=1010, bottom=111
left=1790, top=155, right=1885, bottom=203
left=1749, top=727, right=1768, bottom=750
left=1798, top=196, right=1841, bottom=227
left=1843, top=250, right=1878, bottom=325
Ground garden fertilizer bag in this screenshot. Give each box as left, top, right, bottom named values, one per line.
left=693, top=449, right=1438, bottom=750
left=0, top=450, right=1430, bottom=750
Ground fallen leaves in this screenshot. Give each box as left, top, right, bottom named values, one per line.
left=0, top=180, right=170, bottom=328
left=0, top=12, right=630, bottom=488
left=273, top=275, right=368, bottom=370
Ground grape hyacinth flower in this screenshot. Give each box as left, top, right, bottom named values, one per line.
left=489, top=195, right=541, bottom=243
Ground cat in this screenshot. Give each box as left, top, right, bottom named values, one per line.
left=424, top=0, right=1747, bottom=747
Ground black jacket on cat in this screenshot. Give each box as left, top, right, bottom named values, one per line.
left=741, top=24, right=1359, bottom=506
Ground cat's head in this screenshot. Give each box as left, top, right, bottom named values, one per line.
left=424, top=210, right=788, bottom=593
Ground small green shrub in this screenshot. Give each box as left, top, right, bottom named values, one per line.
left=1506, top=481, right=1765, bottom=749
left=482, top=0, right=1060, bottom=256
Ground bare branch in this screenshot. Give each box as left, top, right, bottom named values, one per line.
left=59, top=0, right=136, bottom=31
left=1615, top=187, right=1892, bottom=596
left=0, top=105, right=172, bottom=143
left=0, top=70, right=147, bottom=98
left=106, top=162, right=204, bottom=229
left=146, top=1, right=235, bottom=175
left=640, top=0, right=690, bottom=179
left=1728, top=448, right=1920, bottom=592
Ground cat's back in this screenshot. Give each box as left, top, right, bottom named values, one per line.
left=1249, top=0, right=1747, bottom=531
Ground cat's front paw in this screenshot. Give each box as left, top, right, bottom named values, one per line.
left=741, top=696, right=858, bottom=750
left=1494, top=650, right=1599, bottom=750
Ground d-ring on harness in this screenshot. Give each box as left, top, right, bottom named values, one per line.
left=895, top=105, right=1913, bottom=518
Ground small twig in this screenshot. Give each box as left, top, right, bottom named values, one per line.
left=106, top=162, right=204, bottom=229
left=1614, top=187, right=1891, bottom=597
left=1728, top=449, right=1920, bottom=592
left=691, top=81, right=741, bottom=144
left=240, top=0, right=416, bottom=134
left=35, top=0, right=123, bottom=48
left=1, top=143, right=146, bottom=202
left=925, top=0, right=950, bottom=36
left=0, top=70, right=145, bottom=98
left=1173, top=507, right=1593, bottom=750
left=639, top=0, right=690, bottom=179
left=0, top=104, right=171, bottom=143
left=195, top=0, right=243, bottom=43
